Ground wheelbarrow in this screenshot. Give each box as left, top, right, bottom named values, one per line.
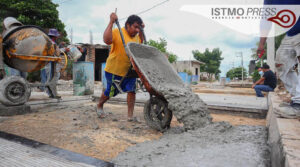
left=0, top=17, right=67, bottom=106
left=114, top=20, right=173, bottom=131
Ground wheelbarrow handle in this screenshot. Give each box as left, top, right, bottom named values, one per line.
left=115, top=19, right=127, bottom=50
left=140, top=26, right=147, bottom=44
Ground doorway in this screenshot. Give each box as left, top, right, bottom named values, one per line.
left=94, top=48, right=109, bottom=81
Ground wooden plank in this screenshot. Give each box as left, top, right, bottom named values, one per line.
left=0, top=138, right=93, bottom=167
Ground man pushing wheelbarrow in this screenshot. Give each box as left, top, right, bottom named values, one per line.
left=96, top=11, right=208, bottom=131
left=96, top=12, right=145, bottom=121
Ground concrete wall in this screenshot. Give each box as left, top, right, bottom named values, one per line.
left=267, top=93, right=300, bottom=167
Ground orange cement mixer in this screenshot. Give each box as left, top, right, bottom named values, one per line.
left=0, top=17, right=65, bottom=106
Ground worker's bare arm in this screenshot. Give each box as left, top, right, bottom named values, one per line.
left=103, top=13, right=118, bottom=45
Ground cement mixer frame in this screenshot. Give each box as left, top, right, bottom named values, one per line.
left=0, top=23, right=64, bottom=106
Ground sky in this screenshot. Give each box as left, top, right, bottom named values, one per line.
left=53, top=0, right=266, bottom=77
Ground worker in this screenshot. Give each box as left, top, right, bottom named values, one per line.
left=258, top=0, right=300, bottom=109
left=252, top=64, right=277, bottom=97
left=96, top=13, right=145, bottom=121
left=39, top=28, right=61, bottom=96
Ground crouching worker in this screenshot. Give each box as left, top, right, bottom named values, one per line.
left=252, top=64, right=277, bottom=97
left=96, top=13, right=144, bottom=121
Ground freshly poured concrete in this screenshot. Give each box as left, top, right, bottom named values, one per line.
left=115, top=43, right=271, bottom=166
left=113, top=122, right=270, bottom=167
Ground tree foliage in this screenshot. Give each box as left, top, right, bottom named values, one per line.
left=226, top=67, right=247, bottom=80
left=0, top=0, right=68, bottom=43
left=147, top=38, right=178, bottom=63
left=193, top=48, right=223, bottom=81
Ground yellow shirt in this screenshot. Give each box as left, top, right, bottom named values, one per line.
left=104, top=27, right=141, bottom=76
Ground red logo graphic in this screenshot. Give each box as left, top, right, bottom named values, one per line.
left=268, top=9, right=296, bottom=28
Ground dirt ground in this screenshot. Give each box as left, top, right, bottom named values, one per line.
left=0, top=102, right=266, bottom=162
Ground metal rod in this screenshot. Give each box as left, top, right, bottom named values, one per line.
left=8, top=52, right=62, bottom=62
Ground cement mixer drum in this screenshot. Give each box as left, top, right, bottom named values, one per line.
left=3, top=26, right=60, bottom=72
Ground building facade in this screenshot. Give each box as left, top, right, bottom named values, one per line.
left=172, top=60, right=204, bottom=81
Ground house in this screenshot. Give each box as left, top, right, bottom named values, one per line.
left=172, top=60, right=204, bottom=82
left=84, top=44, right=110, bottom=81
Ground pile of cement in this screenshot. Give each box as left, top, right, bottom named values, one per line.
left=127, top=43, right=211, bottom=130
left=113, top=122, right=270, bottom=167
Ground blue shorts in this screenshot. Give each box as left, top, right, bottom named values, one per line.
left=104, top=71, right=136, bottom=97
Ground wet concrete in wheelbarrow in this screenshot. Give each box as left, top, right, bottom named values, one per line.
left=114, top=43, right=270, bottom=166
left=127, top=43, right=212, bottom=130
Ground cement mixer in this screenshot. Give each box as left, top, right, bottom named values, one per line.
left=0, top=17, right=66, bottom=106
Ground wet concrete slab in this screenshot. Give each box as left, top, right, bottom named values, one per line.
left=267, top=93, right=300, bottom=167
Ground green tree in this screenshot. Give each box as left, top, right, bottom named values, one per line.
left=147, top=38, right=178, bottom=63
left=0, top=0, right=69, bottom=43
left=193, top=48, right=223, bottom=81
left=252, top=69, right=261, bottom=83
left=226, top=67, right=248, bottom=80
left=167, top=53, right=177, bottom=63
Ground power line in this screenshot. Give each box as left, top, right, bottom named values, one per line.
left=119, top=0, right=169, bottom=21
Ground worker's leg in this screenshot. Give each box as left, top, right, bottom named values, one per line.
left=275, top=36, right=297, bottom=96
left=291, top=73, right=300, bottom=107
left=291, top=44, right=300, bottom=105
left=122, top=77, right=137, bottom=119
left=96, top=92, right=109, bottom=118
left=254, top=85, right=273, bottom=97
left=96, top=72, right=119, bottom=118
left=127, top=92, right=136, bottom=119
left=39, top=67, right=47, bottom=91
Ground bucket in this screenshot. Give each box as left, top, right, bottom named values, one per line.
left=101, top=63, right=107, bottom=90
left=73, top=62, right=94, bottom=96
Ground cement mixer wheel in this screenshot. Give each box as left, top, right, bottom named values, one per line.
left=144, top=97, right=172, bottom=131
left=0, top=76, right=31, bottom=106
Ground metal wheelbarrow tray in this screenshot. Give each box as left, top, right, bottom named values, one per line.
left=126, top=42, right=185, bottom=131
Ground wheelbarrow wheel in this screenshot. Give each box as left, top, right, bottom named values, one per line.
left=0, top=76, right=31, bottom=106
left=143, top=97, right=172, bottom=131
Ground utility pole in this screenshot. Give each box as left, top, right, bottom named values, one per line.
left=70, top=28, right=73, bottom=44
left=236, top=52, right=244, bottom=84
left=89, top=30, right=93, bottom=44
